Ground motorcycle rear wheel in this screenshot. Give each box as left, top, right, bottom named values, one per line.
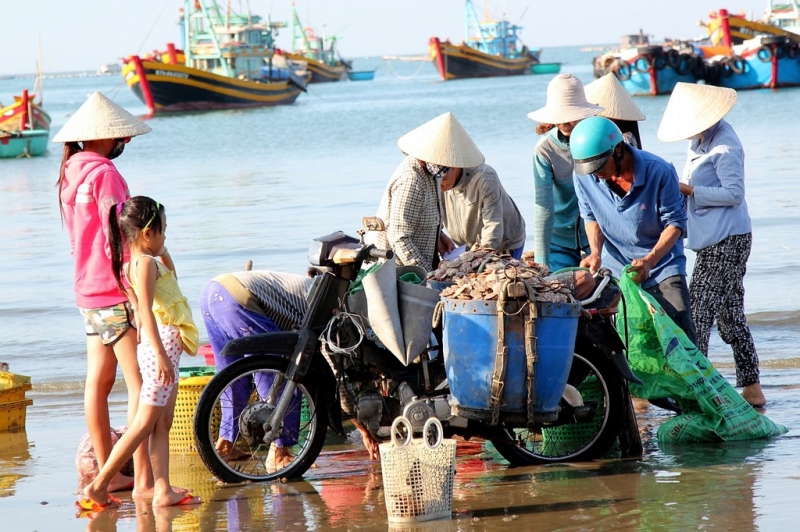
left=489, top=350, right=624, bottom=464
left=194, top=355, right=328, bottom=483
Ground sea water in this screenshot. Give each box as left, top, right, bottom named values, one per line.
left=1, top=46, right=800, bottom=529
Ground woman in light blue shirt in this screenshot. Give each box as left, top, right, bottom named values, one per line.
left=658, top=83, right=765, bottom=408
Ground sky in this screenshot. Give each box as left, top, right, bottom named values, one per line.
left=3, top=0, right=773, bottom=76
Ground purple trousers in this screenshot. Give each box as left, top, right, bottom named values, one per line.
left=200, top=281, right=300, bottom=447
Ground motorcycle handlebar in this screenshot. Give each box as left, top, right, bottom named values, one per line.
left=369, top=247, right=393, bottom=260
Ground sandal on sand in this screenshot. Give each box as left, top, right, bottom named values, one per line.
left=167, top=494, right=202, bottom=507
left=75, top=495, right=121, bottom=512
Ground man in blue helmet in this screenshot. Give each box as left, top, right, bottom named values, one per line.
left=569, top=116, right=697, bottom=345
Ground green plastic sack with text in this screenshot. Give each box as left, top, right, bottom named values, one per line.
left=615, top=267, right=787, bottom=442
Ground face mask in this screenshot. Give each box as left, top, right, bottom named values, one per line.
left=107, top=140, right=126, bottom=160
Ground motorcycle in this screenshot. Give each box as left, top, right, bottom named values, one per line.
left=193, top=225, right=642, bottom=483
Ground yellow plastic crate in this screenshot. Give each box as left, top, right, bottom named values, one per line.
left=169, top=375, right=220, bottom=454
left=0, top=399, right=33, bottom=432
left=0, top=372, right=32, bottom=404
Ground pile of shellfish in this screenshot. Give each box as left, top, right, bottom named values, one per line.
left=429, top=249, right=574, bottom=303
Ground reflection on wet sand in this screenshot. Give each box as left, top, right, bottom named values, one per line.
left=0, top=430, right=31, bottom=498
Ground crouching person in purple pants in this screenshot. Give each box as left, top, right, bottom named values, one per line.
left=200, top=270, right=312, bottom=469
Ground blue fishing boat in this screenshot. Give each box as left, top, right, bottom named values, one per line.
left=121, top=0, right=305, bottom=114
left=593, top=33, right=701, bottom=96
left=428, top=0, right=540, bottom=81
left=701, top=6, right=800, bottom=90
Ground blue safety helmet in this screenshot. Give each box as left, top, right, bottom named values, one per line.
left=570, top=116, right=624, bottom=175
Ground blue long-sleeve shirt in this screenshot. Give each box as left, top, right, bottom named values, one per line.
left=532, top=128, right=588, bottom=268
left=574, top=147, right=688, bottom=289
left=681, top=119, right=751, bottom=251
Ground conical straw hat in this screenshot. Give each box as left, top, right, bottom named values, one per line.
left=397, top=112, right=484, bottom=168
left=527, top=73, right=603, bottom=124
left=657, top=83, right=737, bottom=142
left=53, top=92, right=152, bottom=142
left=584, top=73, right=646, bottom=122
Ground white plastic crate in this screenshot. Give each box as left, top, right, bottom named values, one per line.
left=379, top=417, right=456, bottom=523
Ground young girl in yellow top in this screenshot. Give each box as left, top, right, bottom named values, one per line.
left=79, top=196, right=200, bottom=510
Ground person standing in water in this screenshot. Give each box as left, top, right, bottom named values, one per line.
left=658, top=82, right=766, bottom=408
left=55, top=92, right=153, bottom=495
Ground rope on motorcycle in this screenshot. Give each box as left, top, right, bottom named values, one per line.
left=323, top=311, right=366, bottom=355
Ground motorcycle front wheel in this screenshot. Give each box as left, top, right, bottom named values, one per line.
left=193, top=355, right=328, bottom=483
left=489, top=350, right=624, bottom=465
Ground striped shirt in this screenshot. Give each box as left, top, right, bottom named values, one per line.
left=375, top=157, right=441, bottom=272
left=224, top=271, right=312, bottom=331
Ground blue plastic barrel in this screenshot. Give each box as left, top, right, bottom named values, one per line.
left=442, top=298, right=580, bottom=418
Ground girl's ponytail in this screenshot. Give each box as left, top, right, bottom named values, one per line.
left=56, top=142, right=83, bottom=223
left=109, top=202, right=125, bottom=292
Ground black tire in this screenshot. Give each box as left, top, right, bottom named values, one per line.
left=675, top=54, right=692, bottom=76
left=691, top=55, right=706, bottom=78
left=775, top=44, right=787, bottom=59
left=194, top=356, right=328, bottom=483
left=614, top=59, right=631, bottom=81
left=729, top=55, right=745, bottom=74
left=653, top=54, right=667, bottom=71
left=788, top=42, right=799, bottom=59
left=757, top=46, right=773, bottom=62
left=489, top=350, right=625, bottom=465
left=666, top=49, right=681, bottom=69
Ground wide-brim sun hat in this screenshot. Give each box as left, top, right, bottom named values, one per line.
left=397, top=112, right=485, bottom=168
left=584, top=73, right=646, bottom=122
left=527, top=73, right=604, bottom=124
left=657, top=83, right=737, bottom=142
left=53, top=91, right=152, bottom=143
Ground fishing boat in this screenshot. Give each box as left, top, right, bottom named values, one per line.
left=592, top=32, right=702, bottom=96
left=278, top=1, right=347, bottom=83
left=0, top=87, right=50, bottom=159
left=121, top=0, right=306, bottom=114
left=701, top=6, right=800, bottom=90
left=428, top=0, right=541, bottom=81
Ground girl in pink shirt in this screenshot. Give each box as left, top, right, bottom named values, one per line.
left=54, top=92, right=154, bottom=497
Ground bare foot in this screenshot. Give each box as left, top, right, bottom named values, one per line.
left=742, top=383, right=766, bottom=408
left=107, top=473, right=134, bottom=493
left=152, top=490, right=201, bottom=507
left=266, top=445, right=295, bottom=472
left=134, top=485, right=190, bottom=498
left=215, top=438, right=251, bottom=461
left=81, top=484, right=118, bottom=510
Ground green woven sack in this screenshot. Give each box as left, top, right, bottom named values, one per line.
left=615, top=267, right=786, bottom=442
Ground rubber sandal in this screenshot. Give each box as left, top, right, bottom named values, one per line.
left=170, top=494, right=201, bottom=506
left=75, top=495, right=121, bottom=512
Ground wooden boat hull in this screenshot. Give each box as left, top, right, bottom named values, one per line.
left=0, top=129, right=49, bottom=158
left=121, top=58, right=304, bottom=114
left=283, top=53, right=345, bottom=83
left=0, top=98, right=50, bottom=133
left=428, top=38, right=537, bottom=80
